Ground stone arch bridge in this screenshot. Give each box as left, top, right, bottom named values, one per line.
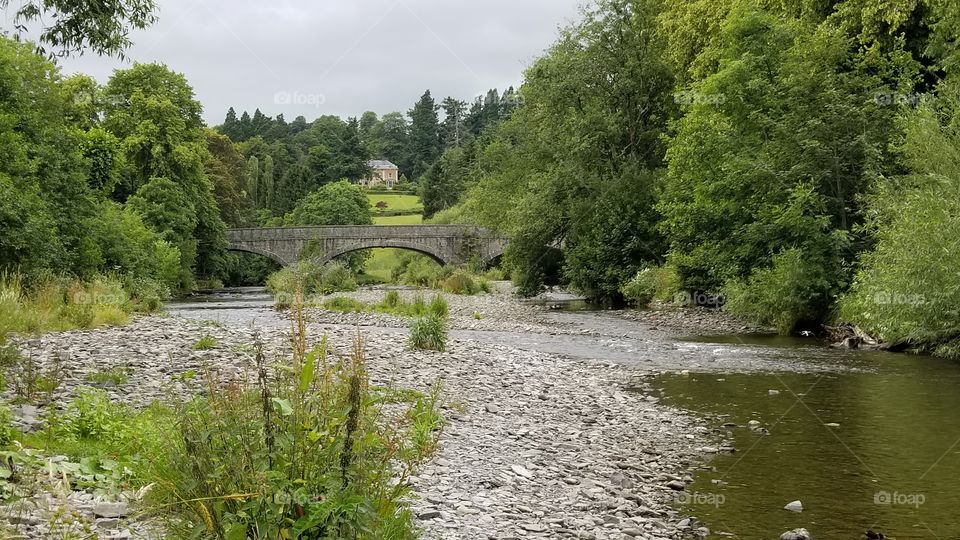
left=225, top=225, right=508, bottom=267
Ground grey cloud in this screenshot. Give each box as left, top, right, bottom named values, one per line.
left=54, top=0, right=583, bottom=124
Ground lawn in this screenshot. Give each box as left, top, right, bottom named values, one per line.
left=363, top=248, right=409, bottom=282
left=368, top=193, right=423, bottom=213
left=373, top=214, right=423, bottom=225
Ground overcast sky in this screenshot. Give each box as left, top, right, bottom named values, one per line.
left=45, top=0, right=584, bottom=125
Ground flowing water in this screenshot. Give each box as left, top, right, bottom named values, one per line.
left=168, top=288, right=960, bottom=539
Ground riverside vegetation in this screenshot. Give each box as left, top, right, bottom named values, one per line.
left=0, top=297, right=443, bottom=539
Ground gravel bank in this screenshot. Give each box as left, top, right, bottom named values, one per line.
left=2, top=289, right=721, bottom=539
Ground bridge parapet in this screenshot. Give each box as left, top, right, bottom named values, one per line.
left=225, top=225, right=508, bottom=267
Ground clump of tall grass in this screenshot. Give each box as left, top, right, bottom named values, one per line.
left=409, top=315, right=448, bottom=352
left=144, top=294, right=443, bottom=539
left=323, top=296, right=366, bottom=313
left=0, top=273, right=163, bottom=343
left=373, top=291, right=448, bottom=319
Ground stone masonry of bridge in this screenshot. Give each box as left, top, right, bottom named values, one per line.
left=225, top=225, right=509, bottom=267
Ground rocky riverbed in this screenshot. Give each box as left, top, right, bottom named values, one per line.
left=1, top=287, right=741, bottom=539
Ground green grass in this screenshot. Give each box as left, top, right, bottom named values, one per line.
left=193, top=335, right=217, bottom=350
left=86, top=365, right=132, bottom=386
left=363, top=247, right=423, bottom=282
left=373, top=214, right=423, bottom=225
left=368, top=193, right=422, bottom=213
left=322, top=296, right=366, bottom=312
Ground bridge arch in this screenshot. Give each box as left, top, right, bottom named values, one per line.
left=225, top=245, right=290, bottom=267
left=319, top=240, right=447, bottom=266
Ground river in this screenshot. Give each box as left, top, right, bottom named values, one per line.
left=169, top=287, right=960, bottom=539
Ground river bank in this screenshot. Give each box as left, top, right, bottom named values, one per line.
left=2, top=287, right=723, bottom=539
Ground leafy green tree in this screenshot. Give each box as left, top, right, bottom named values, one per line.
left=206, top=130, right=252, bottom=227
left=420, top=146, right=472, bottom=219
left=246, top=156, right=260, bottom=206
left=462, top=0, right=676, bottom=299
left=286, top=180, right=373, bottom=271
left=1, top=0, right=157, bottom=57
left=658, top=6, right=911, bottom=326
left=126, top=177, right=198, bottom=286
left=287, top=181, right=372, bottom=227
left=841, top=81, right=960, bottom=357
left=0, top=37, right=91, bottom=273
left=102, top=63, right=226, bottom=281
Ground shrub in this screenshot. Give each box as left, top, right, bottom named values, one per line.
left=621, top=265, right=680, bottom=307
left=266, top=261, right=358, bottom=306
left=440, top=272, right=481, bottom=295
left=409, top=315, right=448, bottom=352
left=724, top=248, right=833, bottom=335
left=47, top=387, right=131, bottom=445
left=144, top=306, right=441, bottom=539
left=840, top=174, right=960, bottom=355
left=323, top=297, right=366, bottom=313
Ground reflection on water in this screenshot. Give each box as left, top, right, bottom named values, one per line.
left=655, top=344, right=960, bottom=539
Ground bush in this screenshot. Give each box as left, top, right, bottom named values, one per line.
left=323, top=297, right=366, bottom=313
left=47, top=387, right=131, bottom=445
left=145, top=309, right=441, bottom=539
left=0, top=273, right=153, bottom=342
left=382, top=290, right=402, bottom=309
left=840, top=174, right=960, bottom=355
left=440, top=271, right=483, bottom=295
left=266, top=262, right=358, bottom=306
left=621, top=265, right=680, bottom=307
left=724, top=248, right=833, bottom=335
left=409, top=315, right=448, bottom=352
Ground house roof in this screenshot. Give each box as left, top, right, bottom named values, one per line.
left=368, top=159, right=399, bottom=170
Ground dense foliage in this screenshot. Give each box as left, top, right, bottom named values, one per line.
left=439, top=0, right=960, bottom=352
left=0, top=38, right=225, bottom=291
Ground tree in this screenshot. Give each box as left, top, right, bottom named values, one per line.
left=440, top=97, right=467, bottom=148
left=287, top=181, right=372, bottom=227
left=103, top=63, right=227, bottom=282
left=262, top=155, right=275, bottom=209
left=286, top=180, right=373, bottom=271
left=1, top=0, right=157, bottom=57
left=462, top=0, right=676, bottom=299
left=206, top=130, right=251, bottom=227
left=407, top=90, right=441, bottom=179
left=0, top=37, right=90, bottom=273
left=221, top=107, right=240, bottom=140
left=420, top=146, right=472, bottom=219
left=246, top=156, right=260, bottom=206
